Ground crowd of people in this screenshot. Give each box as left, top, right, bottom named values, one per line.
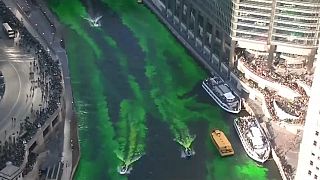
left=233, top=67, right=307, bottom=124
left=0, top=71, right=4, bottom=100
left=234, top=50, right=310, bottom=124
left=0, top=1, right=63, bottom=174
left=236, top=117, right=258, bottom=150
left=0, top=139, right=25, bottom=170
left=261, top=88, right=305, bottom=124
left=239, top=55, right=308, bottom=97
left=23, top=152, right=38, bottom=175
left=274, top=95, right=308, bottom=118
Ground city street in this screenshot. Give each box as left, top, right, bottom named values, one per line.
left=0, top=37, right=42, bottom=141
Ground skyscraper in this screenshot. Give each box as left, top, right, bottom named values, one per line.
left=295, top=49, right=320, bottom=180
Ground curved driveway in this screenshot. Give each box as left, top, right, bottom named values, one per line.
left=0, top=42, right=34, bottom=134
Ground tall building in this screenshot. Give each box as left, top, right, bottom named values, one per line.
left=231, top=0, right=320, bottom=71
left=146, top=0, right=320, bottom=74
left=146, top=0, right=233, bottom=78
left=295, top=50, right=320, bottom=180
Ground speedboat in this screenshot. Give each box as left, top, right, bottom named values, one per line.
left=119, top=164, right=129, bottom=175
left=83, top=15, right=102, bottom=27
left=202, top=75, right=241, bottom=113
left=184, top=147, right=192, bottom=157
left=234, top=116, right=271, bottom=163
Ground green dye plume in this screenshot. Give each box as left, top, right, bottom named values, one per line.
left=115, top=99, right=146, bottom=166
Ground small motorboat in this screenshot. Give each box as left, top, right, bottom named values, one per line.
left=119, top=164, right=129, bottom=175
left=184, top=147, right=192, bottom=157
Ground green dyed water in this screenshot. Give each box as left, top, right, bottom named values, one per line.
left=47, top=0, right=279, bottom=179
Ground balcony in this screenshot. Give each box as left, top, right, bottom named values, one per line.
left=272, top=36, right=317, bottom=47
left=234, top=0, right=272, bottom=10
left=277, top=5, right=320, bottom=14
left=273, top=25, right=318, bottom=34
left=234, top=14, right=270, bottom=23
left=236, top=29, right=268, bottom=37
left=272, top=32, right=317, bottom=41
left=277, top=0, right=320, bottom=7
left=276, top=11, right=319, bottom=20
left=274, top=16, right=318, bottom=28
left=234, top=32, right=268, bottom=43
left=274, top=18, right=318, bottom=27
left=234, top=21, right=269, bottom=30
left=235, top=9, right=272, bottom=17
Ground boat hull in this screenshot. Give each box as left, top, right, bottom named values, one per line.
left=202, top=83, right=241, bottom=114
left=234, top=118, right=270, bottom=163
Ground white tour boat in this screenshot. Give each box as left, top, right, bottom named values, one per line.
left=202, top=75, right=241, bottom=113
left=234, top=116, right=271, bottom=163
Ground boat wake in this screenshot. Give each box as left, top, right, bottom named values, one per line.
left=174, top=134, right=196, bottom=158
left=115, top=152, right=144, bottom=175
left=82, top=15, right=102, bottom=27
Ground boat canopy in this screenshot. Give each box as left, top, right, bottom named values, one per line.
left=223, top=92, right=235, bottom=100
left=251, top=127, right=263, bottom=146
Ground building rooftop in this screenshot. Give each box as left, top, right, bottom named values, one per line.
left=0, top=163, right=20, bottom=178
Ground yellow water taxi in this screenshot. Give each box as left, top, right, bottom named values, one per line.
left=211, top=129, right=234, bottom=157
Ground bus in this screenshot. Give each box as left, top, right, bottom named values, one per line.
left=2, top=23, right=15, bottom=39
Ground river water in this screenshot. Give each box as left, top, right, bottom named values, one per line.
left=47, top=0, right=281, bottom=179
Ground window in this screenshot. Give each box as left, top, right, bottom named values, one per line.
left=309, top=170, right=312, bottom=175
left=318, top=156, right=320, bottom=160
left=314, top=141, right=317, bottom=146
left=311, top=161, right=314, bottom=165
left=315, top=174, right=318, bottom=179
left=316, top=167, right=319, bottom=170
left=313, top=153, right=316, bottom=156
left=316, top=131, right=319, bottom=136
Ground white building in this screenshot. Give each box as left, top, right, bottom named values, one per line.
left=295, top=53, right=320, bottom=179
left=231, top=0, right=320, bottom=70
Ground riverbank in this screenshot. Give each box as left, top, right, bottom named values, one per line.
left=1, top=0, right=80, bottom=179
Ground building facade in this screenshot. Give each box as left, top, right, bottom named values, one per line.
left=146, top=0, right=233, bottom=78
left=147, top=0, right=320, bottom=75
left=295, top=50, right=320, bottom=180
left=231, top=0, right=320, bottom=71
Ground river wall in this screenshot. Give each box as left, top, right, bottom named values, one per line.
left=272, top=149, right=289, bottom=180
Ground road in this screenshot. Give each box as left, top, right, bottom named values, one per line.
left=2, top=0, right=75, bottom=179
left=0, top=37, right=41, bottom=142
